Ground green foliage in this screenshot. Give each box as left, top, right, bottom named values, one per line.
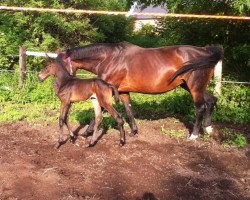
left=130, top=89, right=194, bottom=121
left=0, top=71, right=57, bottom=103
left=214, top=82, right=250, bottom=122
left=161, top=125, right=186, bottom=139
left=128, top=24, right=164, bottom=47
left=221, top=128, right=247, bottom=148
left=157, top=18, right=250, bottom=81
left=90, top=15, right=133, bottom=43
left=0, top=0, right=132, bottom=71
left=129, top=0, right=250, bottom=15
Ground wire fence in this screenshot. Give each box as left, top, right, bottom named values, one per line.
left=0, top=69, right=96, bottom=78
left=1, top=6, right=250, bottom=21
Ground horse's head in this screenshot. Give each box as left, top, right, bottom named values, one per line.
left=38, top=55, right=57, bottom=82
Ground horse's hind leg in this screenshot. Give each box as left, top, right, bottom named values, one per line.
left=105, top=104, right=125, bottom=146
left=97, top=88, right=125, bottom=146
left=81, top=119, right=95, bottom=137
left=189, top=91, right=206, bottom=140
left=120, top=93, right=138, bottom=137
left=203, top=91, right=217, bottom=134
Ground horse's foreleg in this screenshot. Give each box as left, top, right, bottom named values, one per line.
left=203, top=91, right=217, bottom=134
left=119, top=93, right=138, bottom=136
left=63, top=103, right=76, bottom=142
left=56, top=102, right=71, bottom=148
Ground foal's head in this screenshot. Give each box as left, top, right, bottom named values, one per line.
left=38, top=56, right=58, bottom=82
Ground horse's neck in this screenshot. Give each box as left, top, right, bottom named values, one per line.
left=55, top=69, right=71, bottom=88
left=75, top=58, right=103, bottom=74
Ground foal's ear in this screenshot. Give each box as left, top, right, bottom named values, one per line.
left=45, top=53, right=50, bottom=60
left=45, top=53, right=53, bottom=63
left=57, top=49, right=62, bottom=54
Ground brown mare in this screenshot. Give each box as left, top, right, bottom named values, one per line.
left=38, top=56, right=125, bottom=148
left=56, top=42, right=223, bottom=140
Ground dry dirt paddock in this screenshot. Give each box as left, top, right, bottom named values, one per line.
left=0, top=119, right=249, bottom=200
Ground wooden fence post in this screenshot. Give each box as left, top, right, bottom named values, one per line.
left=19, top=46, right=26, bottom=87
left=214, top=60, right=222, bottom=95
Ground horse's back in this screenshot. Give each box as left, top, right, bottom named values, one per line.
left=117, top=45, right=215, bottom=93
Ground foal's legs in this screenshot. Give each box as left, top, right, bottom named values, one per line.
left=104, top=104, right=125, bottom=146
left=203, top=91, right=217, bottom=134
left=120, top=93, right=138, bottom=136
left=81, top=108, right=104, bottom=137
left=81, top=119, right=95, bottom=137
left=56, top=102, right=71, bottom=148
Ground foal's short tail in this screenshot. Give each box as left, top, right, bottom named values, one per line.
left=168, top=46, right=223, bottom=84
left=109, top=85, right=120, bottom=105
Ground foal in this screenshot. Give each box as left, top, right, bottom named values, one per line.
left=38, top=56, right=125, bottom=148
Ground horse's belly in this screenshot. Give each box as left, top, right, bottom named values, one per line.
left=118, top=78, right=178, bottom=94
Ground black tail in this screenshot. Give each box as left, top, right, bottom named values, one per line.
left=109, top=85, right=120, bottom=104
left=168, top=46, right=223, bottom=84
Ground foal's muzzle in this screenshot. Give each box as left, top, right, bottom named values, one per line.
left=38, top=74, right=45, bottom=82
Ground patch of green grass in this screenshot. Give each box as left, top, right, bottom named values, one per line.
left=0, top=102, right=58, bottom=122
left=161, top=125, right=186, bottom=139
left=221, top=128, right=247, bottom=148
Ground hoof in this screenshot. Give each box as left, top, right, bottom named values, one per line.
left=70, top=135, right=76, bottom=144
left=84, top=142, right=95, bottom=148
left=129, top=130, right=138, bottom=137
left=81, top=131, right=92, bottom=138
left=188, top=134, right=199, bottom=141
left=84, top=143, right=91, bottom=148
left=119, top=139, right=125, bottom=147
left=54, top=142, right=62, bottom=149
left=205, top=126, right=213, bottom=134
left=55, top=140, right=66, bottom=149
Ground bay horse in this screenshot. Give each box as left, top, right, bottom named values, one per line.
left=38, top=56, right=125, bottom=148
left=56, top=42, right=223, bottom=140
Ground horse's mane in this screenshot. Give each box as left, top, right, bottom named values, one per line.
left=55, top=55, right=71, bottom=77
left=65, top=41, right=134, bottom=60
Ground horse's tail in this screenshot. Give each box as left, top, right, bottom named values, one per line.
left=168, top=46, right=223, bottom=84
left=109, top=85, right=120, bottom=105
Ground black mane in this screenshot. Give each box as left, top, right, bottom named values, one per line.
left=55, top=55, right=71, bottom=78
left=65, top=41, right=133, bottom=60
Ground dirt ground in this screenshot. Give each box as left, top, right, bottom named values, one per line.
left=0, top=119, right=249, bottom=200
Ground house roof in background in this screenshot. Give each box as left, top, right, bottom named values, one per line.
left=127, top=3, right=168, bottom=19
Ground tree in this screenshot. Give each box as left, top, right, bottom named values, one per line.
left=0, top=0, right=132, bottom=70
